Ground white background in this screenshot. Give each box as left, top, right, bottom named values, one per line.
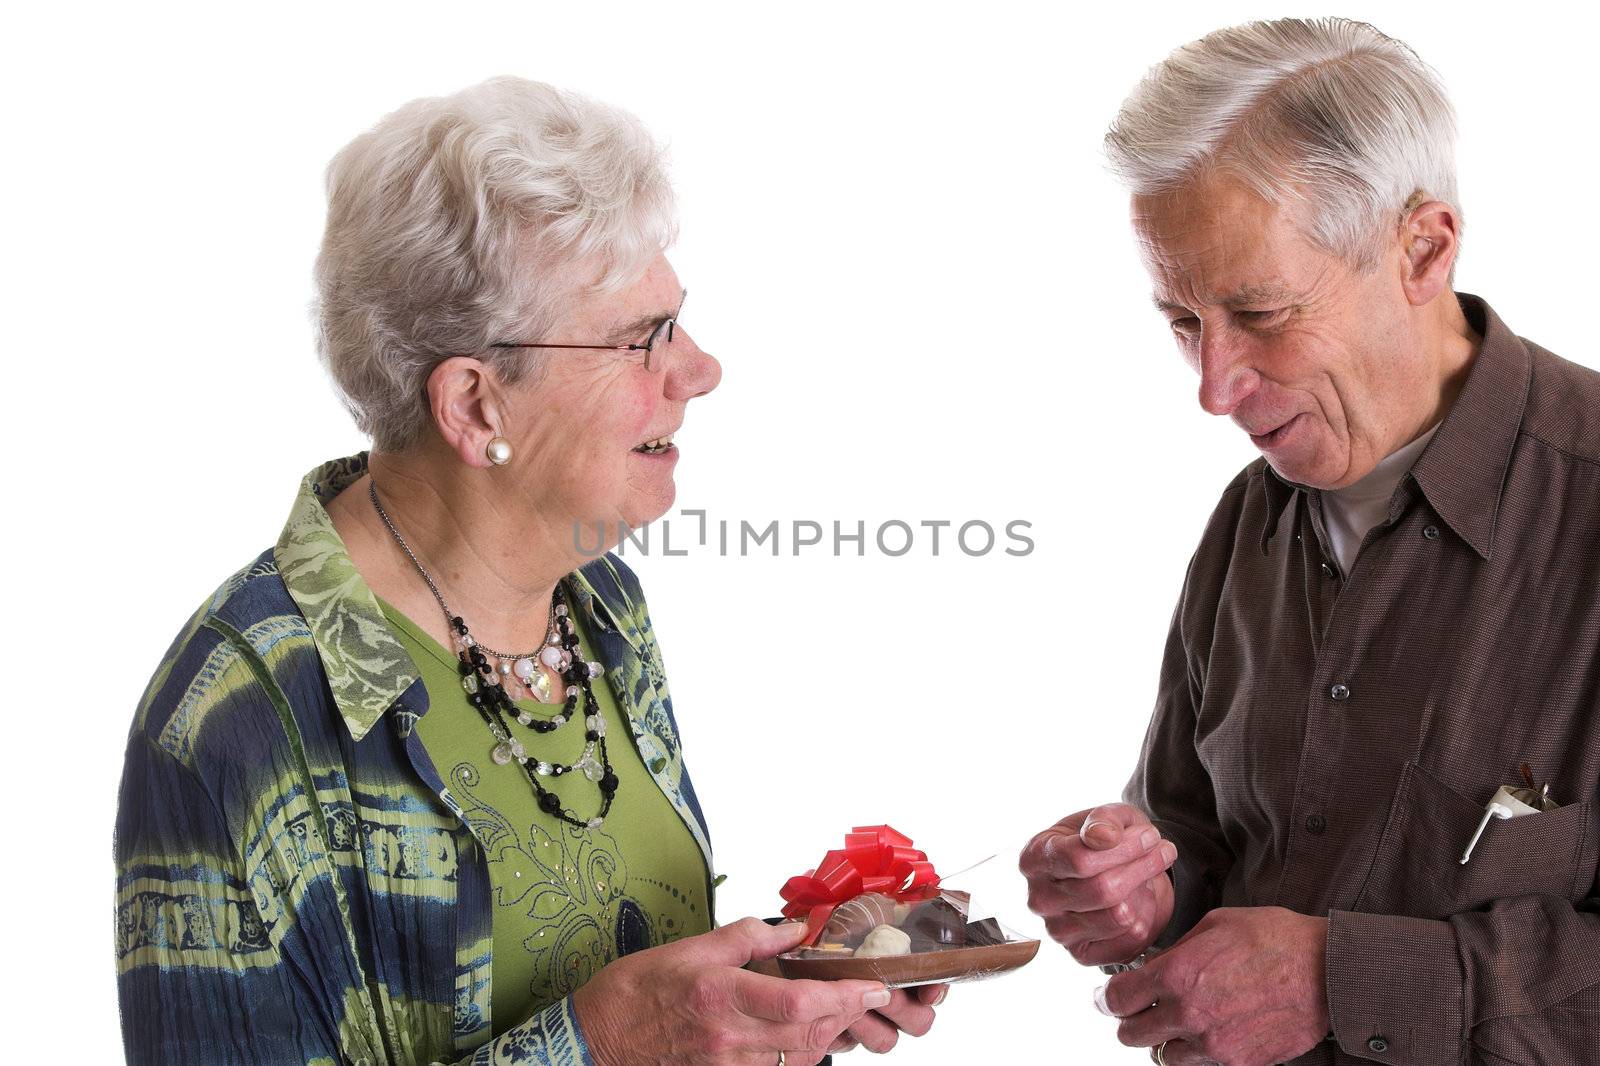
left=10, top=1, right=1595, bottom=1062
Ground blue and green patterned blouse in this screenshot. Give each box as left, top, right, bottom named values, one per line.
left=114, top=453, right=718, bottom=1065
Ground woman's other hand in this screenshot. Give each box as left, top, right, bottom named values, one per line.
left=573, top=917, right=890, bottom=1065
left=827, top=983, right=948, bottom=1055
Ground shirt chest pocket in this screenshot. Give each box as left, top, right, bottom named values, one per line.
left=1352, top=761, right=1596, bottom=920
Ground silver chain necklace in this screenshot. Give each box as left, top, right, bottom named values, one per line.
left=369, top=476, right=550, bottom=659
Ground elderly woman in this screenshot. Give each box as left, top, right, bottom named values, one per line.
left=114, top=77, right=944, bottom=1065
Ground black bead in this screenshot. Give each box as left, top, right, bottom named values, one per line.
left=599, top=772, right=618, bottom=794
left=563, top=632, right=580, bottom=649
left=451, top=616, right=467, bottom=634
left=586, top=730, right=598, bottom=741
left=538, top=792, right=561, bottom=814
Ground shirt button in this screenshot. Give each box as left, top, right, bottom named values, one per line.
left=1305, top=814, right=1328, bottom=835
left=1320, top=562, right=1336, bottom=579
left=1422, top=525, right=1440, bottom=540
left=1368, top=1036, right=1390, bottom=1053
left=1329, top=683, right=1351, bottom=701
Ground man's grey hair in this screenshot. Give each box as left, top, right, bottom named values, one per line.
left=314, top=76, right=677, bottom=452
left=1105, top=18, right=1459, bottom=271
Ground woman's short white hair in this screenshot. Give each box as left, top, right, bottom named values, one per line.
left=1105, top=18, right=1459, bottom=271
left=314, top=76, right=677, bottom=452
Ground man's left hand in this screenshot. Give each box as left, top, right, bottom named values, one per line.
left=829, top=984, right=947, bottom=1054
left=1098, top=907, right=1328, bottom=1066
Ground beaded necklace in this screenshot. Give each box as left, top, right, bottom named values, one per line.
left=370, top=480, right=619, bottom=830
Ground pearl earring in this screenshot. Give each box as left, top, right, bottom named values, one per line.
left=486, top=436, right=513, bottom=466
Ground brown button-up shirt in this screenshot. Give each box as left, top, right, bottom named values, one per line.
left=1126, top=294, right=1600, bottom=1065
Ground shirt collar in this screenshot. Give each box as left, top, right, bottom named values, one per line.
left=1258, top=293, right=1531, bottom=559
left=1407, top=294, right=1530, bottom=558
left=274, top=452, right=634, bottom=743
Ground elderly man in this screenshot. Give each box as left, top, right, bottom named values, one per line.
left=1020, top=18, right=1599, bottom=1066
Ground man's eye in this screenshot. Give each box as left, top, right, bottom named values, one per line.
left=1168, top=316, right=1200, bottom=335
left=1239, top=308, right=1289, bottom=327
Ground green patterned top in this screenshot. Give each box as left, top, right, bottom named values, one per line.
left=115, top=453, right=719, bottom=1065
left=379, top=598, right=711, bottom=1035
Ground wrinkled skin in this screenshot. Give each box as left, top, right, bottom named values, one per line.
left=1099, top=907, right=1330, bottom=1066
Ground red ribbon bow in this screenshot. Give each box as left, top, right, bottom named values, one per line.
left=779, top=825, right=941, bottom=944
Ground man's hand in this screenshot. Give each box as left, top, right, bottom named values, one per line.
left=827, top=984, right=948, bottom=1054
left=1098, top=906, right=1329, bottom=1066
left=1020, top=803, right=1179, bottom=965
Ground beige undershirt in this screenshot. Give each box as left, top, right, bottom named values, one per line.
left=1322, top=424, right=1439, bottom=574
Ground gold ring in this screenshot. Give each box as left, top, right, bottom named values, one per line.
left=1153, top=1041, right=1169, bottom=1065
left=777, top=1053, right=785, bottom=1066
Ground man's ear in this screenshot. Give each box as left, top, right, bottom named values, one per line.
left=426, top=356, right=505, bottom=469
left=1398, top=199, right=1461, bottom=307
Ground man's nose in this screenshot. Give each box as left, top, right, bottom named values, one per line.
left=1196, top=331, right=1259, bottom=416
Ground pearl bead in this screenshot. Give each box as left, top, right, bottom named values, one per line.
left=486, top=437, right=513, bottom=465
left=513, top=657, right=536, bottom=679
left=540, top=646, right=563, bottom=668
left=498, top=661, right=512, bottom=676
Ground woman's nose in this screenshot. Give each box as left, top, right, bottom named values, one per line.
left=666, top=332, right=721, bottom=400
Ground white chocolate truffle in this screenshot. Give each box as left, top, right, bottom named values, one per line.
left=854, top=923, right=913, bottom=959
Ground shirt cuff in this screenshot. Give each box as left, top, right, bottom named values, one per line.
left=455, top=995, right=594, bottom=1065
left=1326, top=910, right=1465, bottom=1064
left=1153, top=855, right=1210, bottom=948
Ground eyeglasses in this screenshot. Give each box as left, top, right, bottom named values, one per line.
left=491, top=288, right=687, bottom=372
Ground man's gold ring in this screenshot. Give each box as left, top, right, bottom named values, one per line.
left=1153, top=1041, right=1169, bottom=1065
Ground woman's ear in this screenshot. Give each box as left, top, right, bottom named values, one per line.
left=1398, top=199, right=1462, bottom=307
left=425, top=357, right=505, bottom=469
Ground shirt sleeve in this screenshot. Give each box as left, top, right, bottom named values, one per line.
left=1326, top=894, right=1600, bottom=1064
left=441, top=998, right=594, bottom=1065
left=115, top=730, right=349, bottom=1065
left=1123, top=550, right=1238, bottom=948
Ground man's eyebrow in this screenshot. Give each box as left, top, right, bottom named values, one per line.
left=1151, top=284, right=1293, bottom=314
left=1220, top=283, right=1293, bottom=307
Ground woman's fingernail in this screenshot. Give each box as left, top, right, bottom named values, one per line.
left=864, top=988, right=893, bottom=1009
left=1093, top=984, right=1112, bottom=1016
left=1139, top=828, right=1160, bottom=851
left=1160, top=841, right=1178, bottom=864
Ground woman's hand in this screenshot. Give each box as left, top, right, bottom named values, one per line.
left=572, top=917, right=891, bottom=1065
left=827, top=983, right=948, bottom=1055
